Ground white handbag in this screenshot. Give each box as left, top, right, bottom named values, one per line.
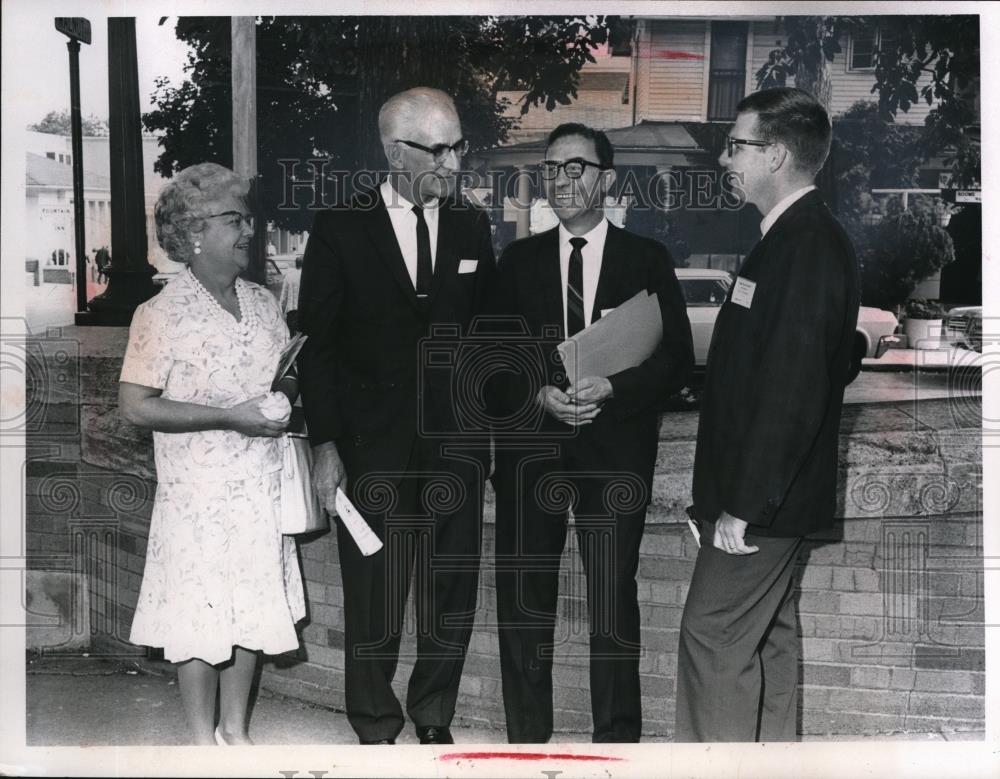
left=278, top=432, right=327, bottom=535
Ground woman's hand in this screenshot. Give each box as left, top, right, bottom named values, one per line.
left=225, top=395, right=290, bottom=438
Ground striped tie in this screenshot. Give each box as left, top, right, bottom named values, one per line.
left=567, top=237, right=587, bottom=337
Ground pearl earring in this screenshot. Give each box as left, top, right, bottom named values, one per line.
left=193, top=240, right=202, bottom=256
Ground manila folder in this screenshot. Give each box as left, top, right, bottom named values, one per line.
left=557, top=290, right=662, bottom=382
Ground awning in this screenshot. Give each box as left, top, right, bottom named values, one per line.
left=472, top=120, right=709, bottom=168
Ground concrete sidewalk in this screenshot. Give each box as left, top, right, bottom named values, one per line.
left=25, top=654, right=982, bottom=746
left=863, top=344, right=982, bottom=372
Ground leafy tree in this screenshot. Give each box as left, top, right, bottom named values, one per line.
left=29, top=110, right=109, bottom=136
left=144, top=15, right=613, bottom=231
left=829, top=101, right=925, bottom=233
left=755, top=15, right=980, bottom=185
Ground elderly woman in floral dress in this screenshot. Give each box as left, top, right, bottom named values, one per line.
left=119, top=162, right=305, bottom=746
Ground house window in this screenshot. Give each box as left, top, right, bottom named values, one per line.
left=46, top=152, right=56, bottom=160
left=707, top=21, right=748, bottom=121
left=849, top=27, right=898, bottom=70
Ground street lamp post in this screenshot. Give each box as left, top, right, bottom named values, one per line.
left=55, top=17, right=91, bottom=313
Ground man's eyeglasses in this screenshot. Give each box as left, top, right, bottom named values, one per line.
left=396, top=138, right=469, bottom=162
left=726, top=137, right=774, bottom=158
left=203, top=211, right=255, bottom=229
left=540, top=158, right=609, bottom=180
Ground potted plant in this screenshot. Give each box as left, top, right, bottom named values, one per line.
left=902, top=298, right=948, bottom=349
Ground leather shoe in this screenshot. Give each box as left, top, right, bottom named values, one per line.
left=416, top=726, right=454, bottom=744
left=359, top=738, right=395, bottom=745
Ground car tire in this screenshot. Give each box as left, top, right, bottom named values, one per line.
left=846, top=335, right=867, bottom=385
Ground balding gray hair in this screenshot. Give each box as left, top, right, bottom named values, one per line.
left=378, top=87, right=459, bottom=146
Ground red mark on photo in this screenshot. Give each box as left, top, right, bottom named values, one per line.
left=655, top=50, right=704, bottom=60
left=438, top=751, right=624, bottom=762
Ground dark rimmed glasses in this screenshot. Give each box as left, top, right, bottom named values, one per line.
left=726, top=137, right=774, bottom=158
left=540, top=158, right=610, bottom=180
left=395, top=138, right=470, bottom=162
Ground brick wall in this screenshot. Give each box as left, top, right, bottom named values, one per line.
left=25, top=326, right=985, bottom=738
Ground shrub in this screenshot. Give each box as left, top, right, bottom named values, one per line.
left=859, top=208, right=955, bottom=311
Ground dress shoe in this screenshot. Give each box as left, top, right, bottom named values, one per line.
left=359, top=737, right=395, bottom=745
left=416, top=726, right=454, bottom=745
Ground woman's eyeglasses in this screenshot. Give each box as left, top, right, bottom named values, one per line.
left=203, top=211, right=255, bottom=228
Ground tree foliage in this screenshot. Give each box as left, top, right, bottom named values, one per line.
left=29, top=110, right=109, bottom=136
left=755, top=15, right=980, bottom=185
left=144, top=16, right=613, bottom=231
left=859, top=203, right=955, bottom=310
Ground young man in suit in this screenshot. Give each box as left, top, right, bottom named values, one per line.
left=490, top=123, right=694, bottom=743
left=297, top=87, right=496, bottom=745
left=675, top=88, right=861, bottom=742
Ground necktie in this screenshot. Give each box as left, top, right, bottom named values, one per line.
left=413, top=204, right=432, bottom=299
left=567, top=236, right=587, bottom=337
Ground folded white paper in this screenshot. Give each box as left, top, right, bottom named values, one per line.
left=335, top=488, right=384, bottom=556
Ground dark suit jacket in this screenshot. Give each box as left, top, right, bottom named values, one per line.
left=297, top=187, right=497, bottom=484
left=490, top=223, right=694, bottom=494
left=691, top=190, right=861, bottom=537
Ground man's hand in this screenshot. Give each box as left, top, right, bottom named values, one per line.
left=566, top=376, right=614, bottom=405
left=712, top=511, right=760, bottom=555
left=312, top=441, right=347, bottom=516
left=537, top=385, right=602, bottom=426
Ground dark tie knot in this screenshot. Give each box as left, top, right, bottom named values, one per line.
left=412, top=204, right=424, bottom=219
left=570, top=237, right=587, bottom=251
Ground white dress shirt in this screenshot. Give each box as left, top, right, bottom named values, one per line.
left=759, top=185, right=816, bottom=237
left=558, top=217, right=609, bottom=334
left=380, top=179, right=440, bottom=289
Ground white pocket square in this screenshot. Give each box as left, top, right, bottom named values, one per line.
left=458, top=259, right=478, bottom=274
left=600, top=307, right=616, bottom=318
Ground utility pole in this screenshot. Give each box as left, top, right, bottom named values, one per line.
left=232, top=17, right=265, bottom=284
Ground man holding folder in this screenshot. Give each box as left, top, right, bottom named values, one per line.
left=491, top=123, right=694, bottom=743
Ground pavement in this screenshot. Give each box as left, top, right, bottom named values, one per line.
left=24, top=654, right=983, bottom=747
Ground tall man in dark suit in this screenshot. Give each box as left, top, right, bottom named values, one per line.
left=491, top=123, right=694, bottom=743
left=675, top=88, right=861, bottom=742
left=297, top=87, right=496, bottom=745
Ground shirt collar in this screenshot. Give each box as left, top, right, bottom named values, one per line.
left=381, top=178, right=441, bottom=212
left=558, top=216, right=609, bottom=250
left=760, top=185, right=816, bottom=237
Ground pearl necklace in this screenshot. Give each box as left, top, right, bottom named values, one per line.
left=185, top=267, right=259, bottom=342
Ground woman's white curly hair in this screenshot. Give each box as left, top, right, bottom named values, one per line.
left=154, top=162, right=250, bottom=263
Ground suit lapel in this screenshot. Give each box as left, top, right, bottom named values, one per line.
left=430, top=200, right=460, bottom=305
left=362, top=187, right=421, bottom=313
left=535, top=228, right=564, bottom=339
left=591, top=223, right=621, bottom=324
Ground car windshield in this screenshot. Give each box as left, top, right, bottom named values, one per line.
left=680, top=278, right=730, bottom=306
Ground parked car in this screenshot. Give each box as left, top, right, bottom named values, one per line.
left=675, top=268, right=733, bottom=365
left=944, top=305, right=983, bottom=352
left=675, top=268, right=898, bottom=383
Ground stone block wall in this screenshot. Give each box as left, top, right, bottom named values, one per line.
left=24, top=326, right=985, bottom=737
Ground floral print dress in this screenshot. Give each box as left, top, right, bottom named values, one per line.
left=121, top=269, right=306, bottom=664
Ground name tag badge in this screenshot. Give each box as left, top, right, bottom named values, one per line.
left=458, top=259, right=478, bottom=274
left=731, top=276, right=756, bottom=309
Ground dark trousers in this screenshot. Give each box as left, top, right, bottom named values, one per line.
left=675, top=531, right=803, bottom=742
left=337, top=442, right=484, bottom=742
left=495, top=448, right=647, bottom=743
